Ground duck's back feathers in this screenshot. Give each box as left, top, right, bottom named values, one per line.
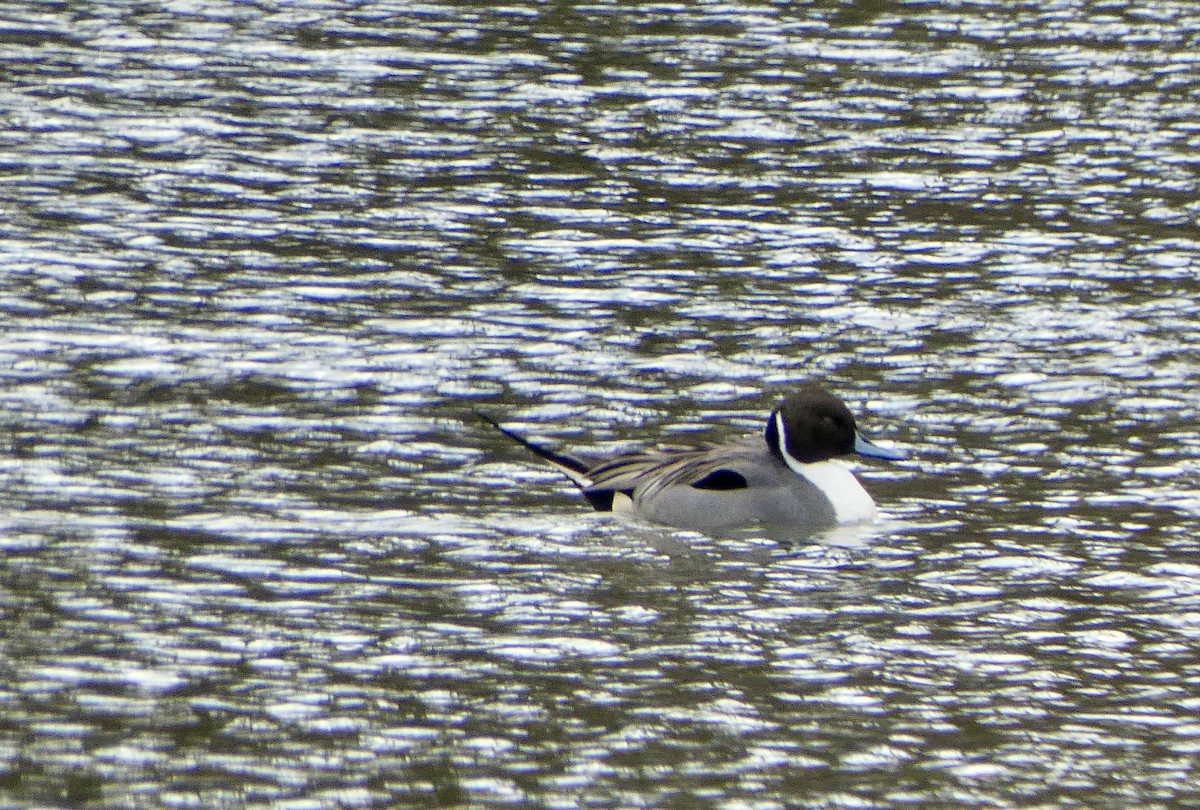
left=584, top=441, right=757, bottom=502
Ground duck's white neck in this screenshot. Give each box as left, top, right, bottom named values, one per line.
left=771, top=411, right=877, bottom=524
left=780, top=453, right=878, bottom=525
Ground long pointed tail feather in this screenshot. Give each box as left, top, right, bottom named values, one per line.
left=475, top=410, right=593, bottom=484
left=475, top=411, right=621, bottom=511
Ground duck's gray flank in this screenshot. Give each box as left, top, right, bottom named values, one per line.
left=479, top=385, right=904, bottom=535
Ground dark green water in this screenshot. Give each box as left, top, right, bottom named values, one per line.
left=2, top=0, right=1200, bottom=807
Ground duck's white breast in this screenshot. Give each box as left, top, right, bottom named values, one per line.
left=789, top=460, right=877, bottom=525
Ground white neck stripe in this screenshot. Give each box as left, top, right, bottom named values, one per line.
left=774, top=412, right=876, bottom=524
left=774, top=411, right=806, bottom=474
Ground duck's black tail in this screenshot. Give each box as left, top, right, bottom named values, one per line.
left=475, top=410, right=591, bottom=479
left=476, top=412, right=620, bottom=512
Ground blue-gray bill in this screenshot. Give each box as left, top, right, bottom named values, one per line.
left=854, top=432, right=906, bottom=461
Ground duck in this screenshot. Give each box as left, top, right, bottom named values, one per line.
left=479, top=384, right=905, bottom=536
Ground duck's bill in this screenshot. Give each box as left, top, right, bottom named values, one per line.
left=854, top=432, right=906, bottom=460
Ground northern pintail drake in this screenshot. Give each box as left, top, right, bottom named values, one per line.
left=480, top=385, right=905, bottom=536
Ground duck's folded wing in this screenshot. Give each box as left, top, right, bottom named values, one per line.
left=585, top=445, right=753, bottom=500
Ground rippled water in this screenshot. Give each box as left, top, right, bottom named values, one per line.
left=3, top=0, right=1200, bottom=807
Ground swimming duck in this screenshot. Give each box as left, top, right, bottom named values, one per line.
left=480, top=385, right=904, bottom=535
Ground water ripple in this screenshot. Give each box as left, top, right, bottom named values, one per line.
left=4, top=0, right=1200, bottom=807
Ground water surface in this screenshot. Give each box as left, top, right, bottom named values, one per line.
left=2, top=0, right=1200, bottom=807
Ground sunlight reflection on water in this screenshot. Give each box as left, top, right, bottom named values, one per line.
left=2, top=0, right=1200, bottom=807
